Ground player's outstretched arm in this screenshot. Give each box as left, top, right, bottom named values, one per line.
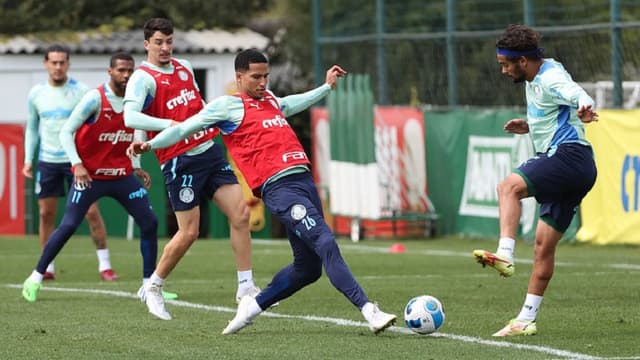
left=325, top=65, right=347, bottom=89
left=278, top=65, right=347, bottom=117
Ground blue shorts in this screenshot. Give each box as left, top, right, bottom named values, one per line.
left=262, top=172, right=332, bottom=243
left=35, top=161, right=73, bottom=199
left=64, top=175, right=155, bottom=227
left=161, top=143, right=238, bottom=212
left=516, top=143, right=597, bottom=232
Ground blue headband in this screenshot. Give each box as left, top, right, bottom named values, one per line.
left=496, top=47, right=544, bottom=57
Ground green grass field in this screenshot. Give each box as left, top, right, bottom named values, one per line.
left=1, top=235, right=639, bottom=360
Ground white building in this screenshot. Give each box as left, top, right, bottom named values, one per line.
left=0, top=28, right=269, bottom=124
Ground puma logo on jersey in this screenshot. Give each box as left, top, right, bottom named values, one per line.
left=161, top=79, right=171, bottom=86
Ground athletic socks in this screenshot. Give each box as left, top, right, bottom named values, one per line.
left=28, top=270, right=44, bottom=284
left=497, top=237, right=515, bottom=262
left=516, top=293, right=543, bottom=321
left=237, top=269, right=256, bottom=290
left=96, top=249, right=112, bottom=272
left=147, top=272, right=165, bottom=287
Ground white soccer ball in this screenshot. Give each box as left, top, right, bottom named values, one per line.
left=404, top=295, right=445, bottom=334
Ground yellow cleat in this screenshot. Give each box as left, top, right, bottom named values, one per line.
left=473, top=249, right=514, bottom=277
left=493, top=319, right=537, bottom=337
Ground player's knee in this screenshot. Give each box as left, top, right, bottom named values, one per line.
left=181, top=228, right=199, bottom=242
left=85, top=206, right=103, bottom=222
left=229, top=202, right=250, bottom=229
left=498, top=175, right=528, bottom=199
left=315, top=234, right=340, bottom=257
left=140, top=213, right=158, bottom=234
left=496, top=179, right=510, bottom=197
left=299, top=265, right=322, bottom=285
left=39, top=207, right=56, bottom=222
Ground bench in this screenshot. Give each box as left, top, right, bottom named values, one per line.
left=349, top=210, right=438, bottom=241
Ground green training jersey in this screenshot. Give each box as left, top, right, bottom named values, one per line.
left=25, top=77, right=89, bottom=164
left=525, top=58, right=594, bottom=153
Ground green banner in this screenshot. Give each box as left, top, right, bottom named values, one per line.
left=328, top=75, right=379, bottom=218
left=329, top=75, right=375, bottom=164
left=425, top=109, right=578, bottom=242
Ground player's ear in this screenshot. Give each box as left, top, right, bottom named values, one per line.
left=519, top=56, right=528, bottom=66
left=235, top=71, right=244, bottom=87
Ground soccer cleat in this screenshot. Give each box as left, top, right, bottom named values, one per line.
left=138, top=284, right=172, bottom=320
left=22, top=279, right=41, bottom=302
left=138, top=284, right=178, bottom=300
left=162, top=290, right=179, bottom=300
left=222, top=295, right=257, bottom=335
left=236, top=285, right=260, bottom=304
left=236, top=285, right=279, bottom=308
left=492, top=319, right=537, bottom=337
left=473, top=249, right=515, bottom=277
left=43, top=272, right=56, bottom=281
left=100, top=269, right=119, bottom=281
left=362, top=302, right=397, bottom=334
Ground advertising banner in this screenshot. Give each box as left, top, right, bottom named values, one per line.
left=312, top=105, right=430, bottom=238
left=425, top=109, right=580, bottom=240
left=374, top=106, right=429, bottom=214
left=0, top=124, right=25, bottom=234
left=577, top=109, right=640, bottom=245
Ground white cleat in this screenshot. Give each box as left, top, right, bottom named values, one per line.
left=235, top=285, right=261, bottom=304
left=236, top=285, right=279, bottom=308
left=138, top=284, right=172, bottom=320
left=222, top=295, right=256, bottom=335
left=362, top=302, right=396, bottom=334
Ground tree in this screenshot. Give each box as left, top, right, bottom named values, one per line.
left=0, top=0, right=272, bottom=34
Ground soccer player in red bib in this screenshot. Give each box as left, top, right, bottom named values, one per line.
left=128, top=49, right=397, bottom=334
left=24, top=44, right=117, bottom=281
left=22, top=53, right=160, bottom=304
left=123, top=18, right=258, bottom=320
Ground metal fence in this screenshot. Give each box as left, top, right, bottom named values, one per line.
left=312, top=0, right=640, bottom=108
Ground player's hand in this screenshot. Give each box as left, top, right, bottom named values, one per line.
left=22, top=163, right=33, bottom=179
left=577, top=104, right=598, bottom=123
left=127, top=141, right=151, bottom=156
left=504, top=118, right=529, bottom=134
left=134, top=168, right=152, bottom=189
left=73, top=163, right=92, bottom=189
left=325, top=65, right=347, bottom=89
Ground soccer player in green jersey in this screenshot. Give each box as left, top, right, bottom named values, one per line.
left=24, top=44, right=118, bottom=281
left=473, top=24, right=598, bottom=336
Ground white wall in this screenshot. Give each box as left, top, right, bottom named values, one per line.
left=0, top=53, right=235, bottom=123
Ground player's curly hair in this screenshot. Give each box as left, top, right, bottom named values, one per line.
left=496, top=24, right=542, bottom=60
